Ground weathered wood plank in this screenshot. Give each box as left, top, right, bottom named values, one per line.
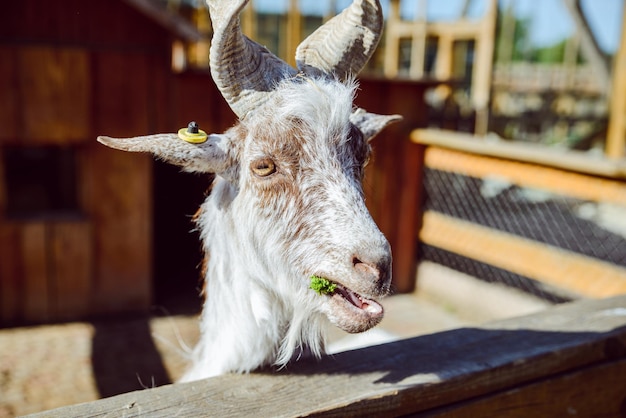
left=0, top=223, right=21, bottom=323
left=0, top=46, right=19, bottom=142
left=605, top=0, right=626, bottom=159
left=420, top=211, right=626, bottom=298
left=92, top=51, right=151, bottom=137
left=87, top=50, right=156, bottom=316
left=30, top=296, right=626, bottom=417
left=423, top=359, right=626, bottom=417
left=0, top=149, right=6, bottom=214
left=422, top=145, right=626, bottom=205
left=83, top=146, right=152, bottom=316
left=50, top=221, right=93, bottom=320
left=20, top=222, right=50, bottom=323
left=18, top=47, right=91, bottom=144
left=413, top=129, right=626, bottom=181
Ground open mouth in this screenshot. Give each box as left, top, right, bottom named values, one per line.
left=334, top=284, right=383, bottom=316
left=311, top=276, right=385, bottom=333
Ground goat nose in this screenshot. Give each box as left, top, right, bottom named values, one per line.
left=353, top=257, right=391, bottom=292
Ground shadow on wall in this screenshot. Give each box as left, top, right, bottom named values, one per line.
left=91, top=317, right=171, bottom=398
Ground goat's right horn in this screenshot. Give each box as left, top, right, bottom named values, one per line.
left=206, top=0, right=296, bottom=119
left=295, top=0, right=383, bottom=80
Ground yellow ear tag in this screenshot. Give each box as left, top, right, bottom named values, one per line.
left=178, top=121, right=208, bottom=144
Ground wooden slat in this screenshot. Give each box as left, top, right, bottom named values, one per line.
left=472, top=0, right=497, bottom=135
left=92, top=51, right=151, bottom=137
left=420, top=211, right=626, bottom=298
left=50, top=221, right=93, bottom=320
left=422, top=145, right=626, bottom=205
left=20, top=222, right=50, bottom=322
left=413, top=128, right=626, bottom=180
left=426, top=359, right=626, bottom=417
left=0, top=46, right=19, bottom=142
left=122, top=0, right=203, bottom=42
left=0, top=149, right=6, bottom=214
left=30, top=296, right=626, bottom=417
left=606, top=0, right=626, bottom=159
left=88, top=50, right=157, bottom=315
left=0, top=223, right=21, bottom=324
left=18, top=47, right=91, bottom=144
left=83, top=147, right=152, bottom=315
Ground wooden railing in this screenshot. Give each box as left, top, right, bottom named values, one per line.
left=30, top=295, right=626, bottom=417
left=412, top=129, right=626, bottom=300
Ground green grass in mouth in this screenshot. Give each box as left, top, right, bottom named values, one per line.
left=310, top=275, right=337, bottom=295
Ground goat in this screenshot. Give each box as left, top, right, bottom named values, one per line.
left=98, top=0, right=400, bottom=382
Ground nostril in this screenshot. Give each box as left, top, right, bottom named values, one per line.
left=353, top=259, right=380, bottom=279
left=353, top=256, right=392, bottom=291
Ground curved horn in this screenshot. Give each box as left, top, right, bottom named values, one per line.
left=295, top=0, right=383, bottom=79
left=207, top=0, right=296, bottom=119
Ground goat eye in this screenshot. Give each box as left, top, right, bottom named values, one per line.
left=251, top=158, right=276, bottom=177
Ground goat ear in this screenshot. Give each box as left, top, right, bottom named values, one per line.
left=97, top=133, right=232, bottom=174
left=350, top=108, right=402, bottom=142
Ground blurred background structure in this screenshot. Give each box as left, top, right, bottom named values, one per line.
left=1, top=0, right=625, bottom=326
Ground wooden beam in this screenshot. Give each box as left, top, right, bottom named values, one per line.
left=428, top=359, right=626, bottom=416
left=0, top=46, right=18, bottom=143
left=409, top=22, right=427, bottom=79
left=606, top=0, right=626, bottom=159
left=421, top=144, right=626, bottom=206
left=21, top=222, right=50, bottom=323
left=413, top=128, right=626, bottom=181
left=383, top=0, right=401, bottom=78
left=122, top=0, right=203, bottom=42
left=427, top=20, right=485, bottom=39
left=29, top=296, right=626, bottom=417
left=241, top=1, right=256, bottom=39
left=50, top=222, right=93, bottom=321
left=285, top=0, right=301, bottom=67
left=435, top=33, right=454, bottom=81
left=472, top=0, right=497, bottom=135
left=420, top=211, right=626, bottom=298
left=0, top=223, right=21, bottom=324
left=19, top=47, right=91, bottom=144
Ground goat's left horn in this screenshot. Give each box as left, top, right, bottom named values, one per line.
left=207, top=0, right=296, bottom=119
left=295, top=0, right=383, bottom=79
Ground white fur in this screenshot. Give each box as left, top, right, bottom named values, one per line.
left=178, top=78, right=391, bottom=381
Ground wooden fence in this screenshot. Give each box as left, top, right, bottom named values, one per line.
left=29, top=295, right=626, bottom=417
left=412, top=129, right=626, bottom=300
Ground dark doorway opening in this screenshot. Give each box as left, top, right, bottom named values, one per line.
left=152, top=159, right=212, bottom=315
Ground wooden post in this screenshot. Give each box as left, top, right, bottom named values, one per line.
left=21, top=222, right=50, bottom=323
left=285, top=0, right=301, bottom=66
left=606, top=1, right=626, bottom=159
left=383, top=0, right=401, bottom=78
left=409, top=0, right=428, bottom=79
left=435, top=33, right=454, bottom=81
left=472, top=0, right=497, bottom=136
left=241, top=0, right=256, bottom=38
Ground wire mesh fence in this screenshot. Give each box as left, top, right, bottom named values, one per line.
left=419, top=167, right=626, bottom=303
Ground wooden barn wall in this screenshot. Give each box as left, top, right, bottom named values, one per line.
left=0, top=0, right=173, bottom=325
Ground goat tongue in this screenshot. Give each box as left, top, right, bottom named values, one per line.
left=338, top=286, right=383, bottom=315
